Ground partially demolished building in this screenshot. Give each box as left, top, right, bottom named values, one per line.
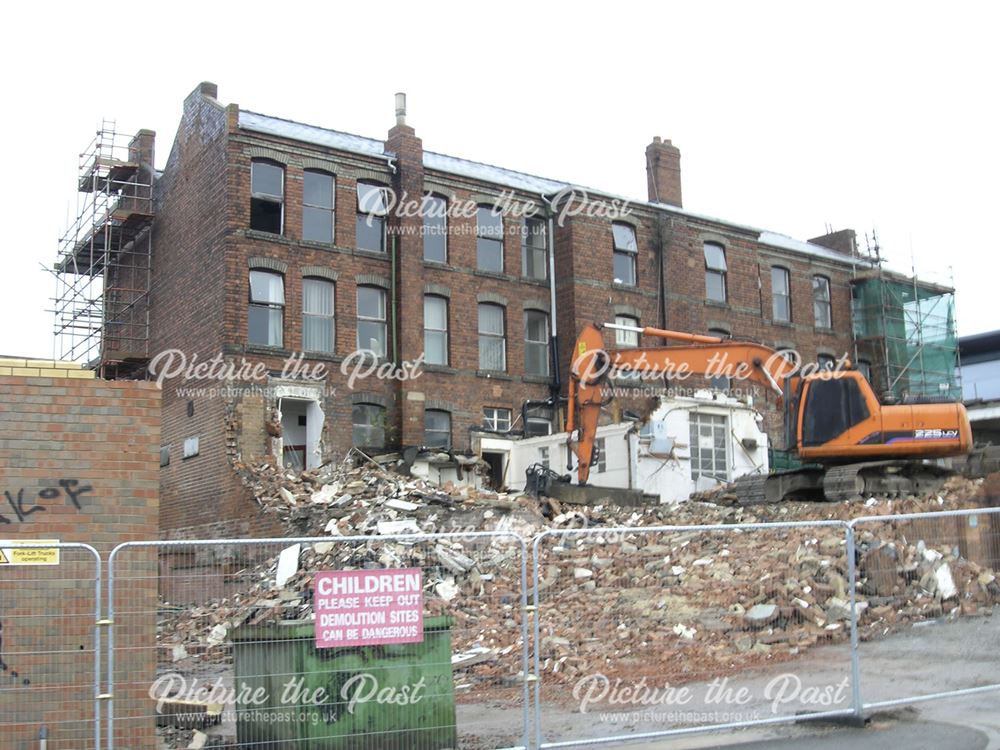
left=53, top=82, right=960, bottom=535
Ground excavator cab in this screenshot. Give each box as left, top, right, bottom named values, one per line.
left=794, top=369, right=971, bottom=463
left=798, top=372, right=873, bottom=449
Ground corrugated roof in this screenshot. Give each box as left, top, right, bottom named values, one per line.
left=237, top=110, right=873, bottom=268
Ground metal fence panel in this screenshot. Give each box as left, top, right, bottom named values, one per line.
left=849, top=507, right=1000, bottom=711
left=108, top=532, right=530, bottom=749
left=531, top=521, right=858, bottom=748
left=0, top=542, right=102, bottom=749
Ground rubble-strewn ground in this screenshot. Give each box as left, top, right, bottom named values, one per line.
left=153, top=454, right=1000, bottom=748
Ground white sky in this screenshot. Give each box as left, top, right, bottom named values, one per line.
left=3, top=1, right=997, bottom=359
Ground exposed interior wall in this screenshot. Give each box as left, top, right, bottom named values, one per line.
left=635, top=392, right=769, bottom=501
left=478, top=392, right=767, bottom=502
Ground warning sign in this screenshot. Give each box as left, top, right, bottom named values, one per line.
left=0, top=540, right=60, bottom=566
left=314, top=568, right=423, bottom=648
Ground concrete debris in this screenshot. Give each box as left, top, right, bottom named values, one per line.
left=156, top=461, right=999, bottom=737
left=275, top=544, right=300, bottom=588
left=376, top=519, right=420, bottom=535
left=452, top=646, right=497, bottom=669
left=435, top=578, right=460, bottom=602
left=935, top=563, right=958, bottom=600
left=672, top=623, right=697, bottom=640
left=744, top=603, right=778, bottom=624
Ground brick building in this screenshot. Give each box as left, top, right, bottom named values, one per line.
left=56, top=82, right=892, bottom=538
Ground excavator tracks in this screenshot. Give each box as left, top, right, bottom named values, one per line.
left=822, top=461, right=953, bottom=503
left=731, top=468, right=825, bottom=505
left=730, top=462, right=954, bottom=505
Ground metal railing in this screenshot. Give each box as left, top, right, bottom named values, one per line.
left=107, top=532, right=530, bottom=749
left=2, top=507, right=999, bottom=748
left=848, top=507, right=1000, bottom=713
left=0, top=542, right=102, bottom=749
left=530, top=521, right=858, bottom=748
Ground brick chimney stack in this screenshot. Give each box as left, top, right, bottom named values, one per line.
left=385, top=93, right=426, bottom=448
left=645, top=136, right=682, bottom=207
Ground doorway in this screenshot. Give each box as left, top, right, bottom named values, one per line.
left=279, top=398, right=324, bottom=470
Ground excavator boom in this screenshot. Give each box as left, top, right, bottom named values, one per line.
left=566, top=322, right=794, bottom=484
left=564, top=321, right=972, bottom=496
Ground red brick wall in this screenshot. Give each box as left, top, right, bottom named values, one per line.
left=0, top=373, right=160, bottom=749
left=150, top=88, right=281, bottom=540
left=148, top=84, right=866, bottom=536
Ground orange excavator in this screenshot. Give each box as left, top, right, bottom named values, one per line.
left=565, top=322, right=972, bottom=503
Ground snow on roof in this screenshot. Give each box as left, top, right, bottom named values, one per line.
left=757, top=231, right=870, bottom=265
left=237, top=109, right=871, bottom=268
left=239, top=111, right=390, bottom=160
left=423, top=151, right=569, bottom=195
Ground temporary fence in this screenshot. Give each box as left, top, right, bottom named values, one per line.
left=530, top=521, right=859, bottom=748
left=0, top=542, right=102, bottom=749
left=107, top=532, right=529, bottom=750
left=2, top=509, right=1000, bottom=749
left=848, top=507, right=1000, bottom=712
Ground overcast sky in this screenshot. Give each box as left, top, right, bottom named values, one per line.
left=3, top=1, right=997, bottom=360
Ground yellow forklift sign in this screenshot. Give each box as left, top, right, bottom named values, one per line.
left=0, top=540, right=60, bottom=565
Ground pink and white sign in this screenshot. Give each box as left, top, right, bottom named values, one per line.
left=314, top=568, right=424, bottom=648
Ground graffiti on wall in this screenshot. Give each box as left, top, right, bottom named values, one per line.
left=0, top=479, right=92, bottom=526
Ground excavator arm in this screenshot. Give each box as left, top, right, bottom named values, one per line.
left=566, top=322, right=794, bottom=484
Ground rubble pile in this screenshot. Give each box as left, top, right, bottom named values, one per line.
left=158, top=466, right=999, bottom=696
left=232, top=451, right=539, bottom=538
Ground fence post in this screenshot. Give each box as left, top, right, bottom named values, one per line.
left=531, top=532, right=545, bottom=750
left=846, top=522, right=864, bottom=724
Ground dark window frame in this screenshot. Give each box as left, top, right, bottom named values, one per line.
left=704, top=242, right=728, bottom=303
left=424, top=408, right=452, bottom=449
left=250, top=160, right=284, bottom=234
left=248, top=269, right=285, bottom=347
left=522, top=216, right=549, bottom=280
left=612, top=223, right=638, bottom=286
left=524, top=309, right=550, bottom=376
left=478, top=302, right=507, bottom=372
left=302, top=169, right=335, bottom=243
left=813, top=275, right=832, bottom=328
left=422, top=193, right=448, bottom=263
left=801, top=376, right=871, bottom=446
left=423, top=294, right=449, bottom=366
left=302, top=276, right=335, bottom=353
left=476, top=204, right=504, bottom=272
left=771, top=266, right=791, bottom=323
left=356, top=285, right=388, bottom=357
left=356, top=181, right=389, bottom=253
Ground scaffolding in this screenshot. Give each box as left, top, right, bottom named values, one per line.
left=851, top=252, right=961, bottom=402
left=53, top=121, right=154, bottom=378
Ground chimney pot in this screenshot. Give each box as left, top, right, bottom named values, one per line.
left=395, top=92, right=407, bottom=125
left=198, top=81, right=218, bottom=99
